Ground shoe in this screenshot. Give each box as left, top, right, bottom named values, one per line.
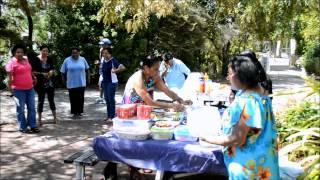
left=19, top=129, right=30, bottom=133
left=30, top=127, right=40, bottom=133
left=104, top=118, right=113, bottom=125
left=72, top=114, right=81, bottom=119
left=96, top=98, right=104, bottom=104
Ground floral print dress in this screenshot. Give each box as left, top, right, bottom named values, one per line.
left=221, top=90, right=279, bottom=180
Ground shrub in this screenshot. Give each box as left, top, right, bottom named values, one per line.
left=303, top=43, right=320, bottom=76
left=0, top=54, right=10, bottom=90
left=277, top=101, right=320, bottom=179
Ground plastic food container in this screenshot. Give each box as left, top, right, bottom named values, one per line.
left=114, top=129, right=150, bottom=140
left=113, top=117, right=153, bottom=131
left=186, top=106, right=222, bottom=137
left=174, top=125, right=198, bottom=142
left=137, top=105, right=153, bottom=119
left=151, top=126, right=174, bottom=140
left=116, top=104, right=137, bottom=119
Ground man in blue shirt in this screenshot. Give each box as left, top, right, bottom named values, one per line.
left=60, top=47, right=90, bottom=118
left=159, top=52, right=191, bottom=90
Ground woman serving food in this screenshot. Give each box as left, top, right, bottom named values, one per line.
left=123, top=54, right=191, bottom=111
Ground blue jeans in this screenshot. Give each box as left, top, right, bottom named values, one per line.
left=13, top=88, right=37, bottom=130
left=103, top=82, right=118, bottom=119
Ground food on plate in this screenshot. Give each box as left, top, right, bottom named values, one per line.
left=173, top=112, right=181, bottom=121
left=150, top=113, right=156, bottom=119
left=155, top=121, right=172, bottom=128
left=151, top=125, right=174, bottom=140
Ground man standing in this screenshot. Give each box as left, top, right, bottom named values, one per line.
left=60, top=47, right=90, bottom=118
left=160, top=52, right=191, bottom=90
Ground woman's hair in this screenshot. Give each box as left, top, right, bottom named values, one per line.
left=11, top=44, right=26, bottom=55
left=39, top=45, right=49, bottom=51
left=229, top=50, right=267, bottom=88
left=102, top=47, right=112, bottom=55
left=140, top=54, right=161, bottom=69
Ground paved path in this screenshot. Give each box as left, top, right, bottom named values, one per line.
left=0, top=56, right=309, bottom=179
left=0, top=88, right=124, bottom=125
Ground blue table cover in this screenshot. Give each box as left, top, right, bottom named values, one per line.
left=93, top=133, right=227, bottom=176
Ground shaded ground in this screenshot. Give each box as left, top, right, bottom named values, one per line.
left=0, top=60, right=308, bottom=179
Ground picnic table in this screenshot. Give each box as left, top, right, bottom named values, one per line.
left=93, top=133, right=228, bottom=180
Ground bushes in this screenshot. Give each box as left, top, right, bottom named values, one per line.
left=303, top=43, right=320, bottom=76
left=276, top=76, right=320, bottom=179
left=277, top=101, right=320, bottom=179
left=0, top=54, right=9, bottom=90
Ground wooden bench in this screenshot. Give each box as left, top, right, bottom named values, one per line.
left=64, top=147, right=100, bottom=180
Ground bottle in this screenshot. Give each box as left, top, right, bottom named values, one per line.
left=199, top=77, right=205, bottom=93
left=204, top=73, right=209, bottom=81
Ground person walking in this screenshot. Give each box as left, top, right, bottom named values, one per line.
left=5, top=44, right=40, bottom=133
left=31, top=45, right=56, bottom=126
left=60, top=47, right=90, bottom=118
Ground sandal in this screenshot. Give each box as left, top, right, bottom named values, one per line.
left=30, top=127, right=40, bottom=133
left=142, top=169, right=153, bottom=174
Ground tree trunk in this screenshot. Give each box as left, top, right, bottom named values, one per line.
left=289, top=38, right=297, bottom=66
left=20, top=0, right=33, bottom=49
left=276, top=40, right=281, bottom=58
left=221, top=41, right=231, bottom=77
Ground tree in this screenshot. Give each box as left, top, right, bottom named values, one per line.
left=98, top=0, right=175, bottom=33
left=19, top=0, right=33, bottom=49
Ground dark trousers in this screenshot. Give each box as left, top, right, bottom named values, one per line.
left=36, top=87, right=56, bottom=113
left=68, top=87, right=85, bottom=114
left=103, top=82, right=117, bottom=119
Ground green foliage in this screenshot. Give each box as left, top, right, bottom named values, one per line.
left=278, top=100, right=320, bottom=178
left=278, top=102, right=319, bottom=135
left=98, top=0, right=174, bottom=33
left=44, top=0, right=105, bottom=86
left=303, top=43, right=320, bottom=76
left=0, top=54, right=10, bottom=90
left=96, top=1, right=236, bottom=76
left=304, top=76, right=320, bottom=97
left=2, top=0, right=318, bottom=85
left=294, top=0, right=320, bottom=56
left=298, top=158, right=320, bottom=180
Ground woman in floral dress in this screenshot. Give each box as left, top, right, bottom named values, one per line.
left=201, top=52, right=280, bottom=179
